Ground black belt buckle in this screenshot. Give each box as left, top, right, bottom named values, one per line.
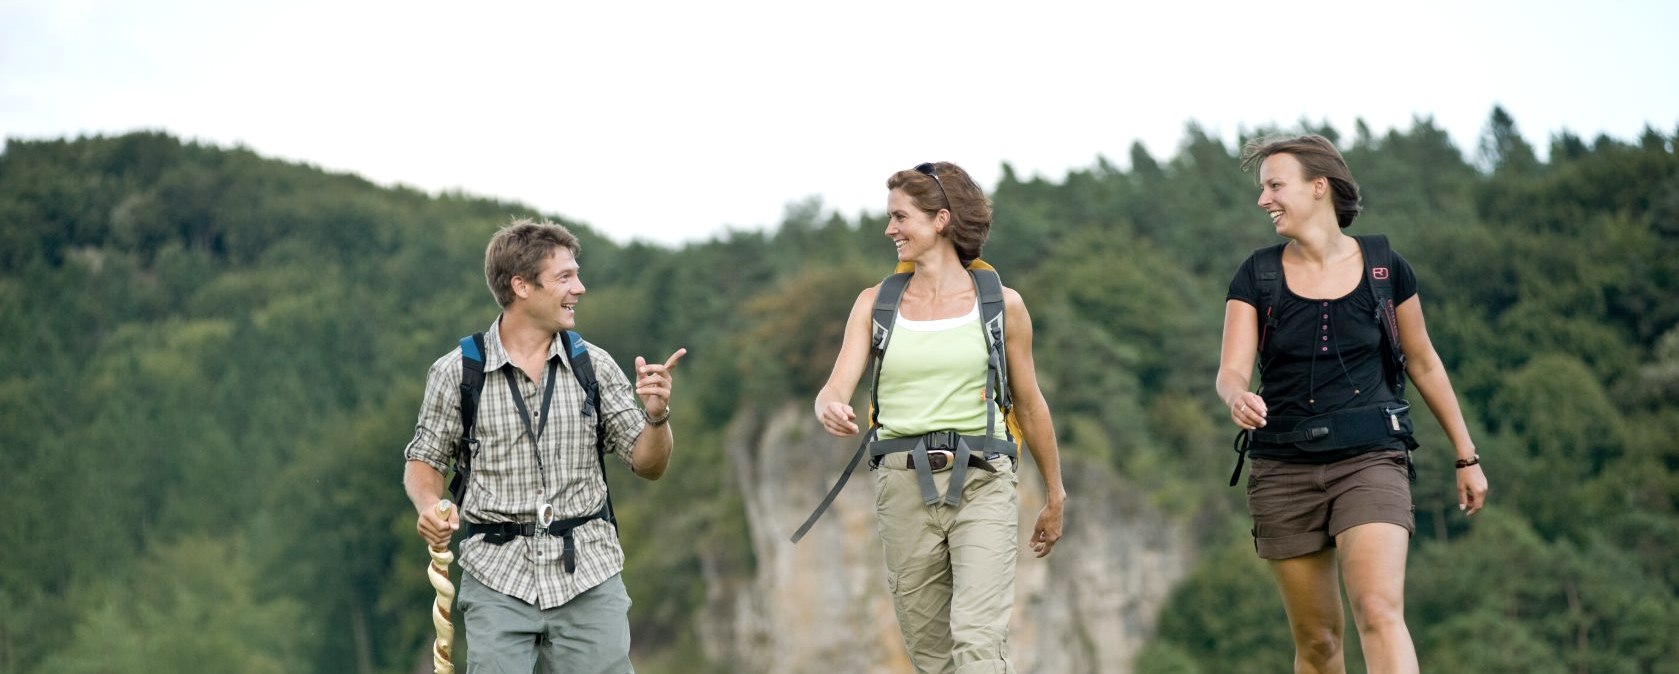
left=925, top=430, right=959, bottom=450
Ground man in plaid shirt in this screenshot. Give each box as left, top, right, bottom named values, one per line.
left=404, top=218, right=686, bottom=674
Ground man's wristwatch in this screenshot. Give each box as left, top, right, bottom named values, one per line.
left=644, top=406, right=672, bottom=427
left=1455, top=454, right=1481, bottom=469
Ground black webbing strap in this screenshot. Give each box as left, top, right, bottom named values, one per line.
left=503, top=357, right=559, bottom=448
left=464, top=505, right=610, bottom=574
left=1356, top=234, right=1408, bottom=398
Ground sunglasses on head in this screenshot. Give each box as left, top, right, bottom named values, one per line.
left=913, top=162, right=950, bottom=206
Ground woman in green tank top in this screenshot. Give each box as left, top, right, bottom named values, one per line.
left=814, top=161, right=1067, bottom=674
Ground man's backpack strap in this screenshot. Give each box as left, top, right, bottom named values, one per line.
left=561, top=330, right=599, bottom=418
left=450, top=333, right=488, bottom=508
left=560, top=330, right=617, bottom=527
left=1356, top=234, right=1407, bottom=398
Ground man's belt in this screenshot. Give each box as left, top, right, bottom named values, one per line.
left=870, top=430, right=1016, bottom=507
left=463, top=505, right=609, bottom=574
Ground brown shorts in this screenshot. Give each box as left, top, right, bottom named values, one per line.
left=1246, top=450, right=1415, bottom=560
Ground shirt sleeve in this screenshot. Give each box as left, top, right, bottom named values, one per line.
left=404, top=350, right=464, bottom=474
left=1390, top=248, right=1418, bottom=304
left=1226, top=252, right=1260, bottom=306
left=589, top=343, right=647, bottom=468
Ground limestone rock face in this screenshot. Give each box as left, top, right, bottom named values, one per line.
left=702, top=404, right=1194, bottom=674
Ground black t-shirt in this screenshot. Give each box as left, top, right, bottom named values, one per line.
left=1227, top=243, right=1418, bottom=461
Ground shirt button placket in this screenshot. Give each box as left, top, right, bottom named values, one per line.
left=1321, top=302, right=1330, bottom=352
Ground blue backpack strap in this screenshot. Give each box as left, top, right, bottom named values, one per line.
left=451, top=333, right=487, bottom=508
left=560, top=330, right=617, bottom=527
left=562, top=330, right=599, bottom=418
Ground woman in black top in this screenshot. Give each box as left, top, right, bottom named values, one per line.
left=1216, top=134, right=1488, bottom=674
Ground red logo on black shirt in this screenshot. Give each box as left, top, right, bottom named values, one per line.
left=1372, top=267, right=1390, bottom=280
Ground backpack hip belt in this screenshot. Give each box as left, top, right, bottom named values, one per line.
left=870, top=431, right=1018, bottom=506
left=463, top=503, right=610, bottom=574
left=1230, top=402, right=1420, bottom=486
left=1249, top=402, right=1414, bottom=453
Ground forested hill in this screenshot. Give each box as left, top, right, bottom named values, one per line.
left=2, top=111, right=1677, bottom=673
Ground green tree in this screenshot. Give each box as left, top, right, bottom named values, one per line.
left=31, top=537, right=305, bottom=674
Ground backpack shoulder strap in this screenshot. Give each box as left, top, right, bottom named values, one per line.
left=450, top=333, right=488, bottom=507
left=560, top=330, right=598, bottom=418
left=970, top=267, right=1010, bottom=413
left=869, top=272, right=912, bottom=426
left=1356, top=234, right=1407, bottom=396
left=872, top=273, right=911, bottom=349
left=560, top=330, right=616, bottom=526
left=1252, top=244, right=1285, bottom=364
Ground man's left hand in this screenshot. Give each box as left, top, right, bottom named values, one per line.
left=635, top=348, right=688, bottom=415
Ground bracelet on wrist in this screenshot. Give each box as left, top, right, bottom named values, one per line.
left=1455, top=454, right=1480, bottom=469
left=643, top=405, right=672, bottom=427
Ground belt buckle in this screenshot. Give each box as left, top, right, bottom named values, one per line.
left=927, top=449, right=954, bottom=472
left=926, top=430, right=959, bottom=450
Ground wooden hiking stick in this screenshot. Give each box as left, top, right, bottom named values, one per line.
left=428, top=500, right=457, bottom=674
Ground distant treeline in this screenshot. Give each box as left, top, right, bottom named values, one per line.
left=1, top=108, right=1675, bottom=673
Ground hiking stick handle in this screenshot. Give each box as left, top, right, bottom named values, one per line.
left=429, top=500, right=456, bottom=674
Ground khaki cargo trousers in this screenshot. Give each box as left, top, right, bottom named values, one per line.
left=873, top=453, right=1019, bottom=674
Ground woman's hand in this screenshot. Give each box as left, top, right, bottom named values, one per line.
left=1229, top=392, right=1268, bottom=430
left=1458, top=463, right=1488, bottom=517
left=1031, top=501, right=1063, bottom=558
left=816, top=400, right=859, bottom=437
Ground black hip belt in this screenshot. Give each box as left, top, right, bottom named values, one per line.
left=464, top=504, right=611, bottom=574
left=1251, top=402, right=1414, bottom=452
left=1229, top=402, right=1417, bottom=487
left=870, top=430, right=1016, bottom=507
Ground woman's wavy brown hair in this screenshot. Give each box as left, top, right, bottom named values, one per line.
left=887, top=161, right=992, bottom=265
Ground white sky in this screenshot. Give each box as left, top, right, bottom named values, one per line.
left=3, top=0, right=1676, bottom=247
